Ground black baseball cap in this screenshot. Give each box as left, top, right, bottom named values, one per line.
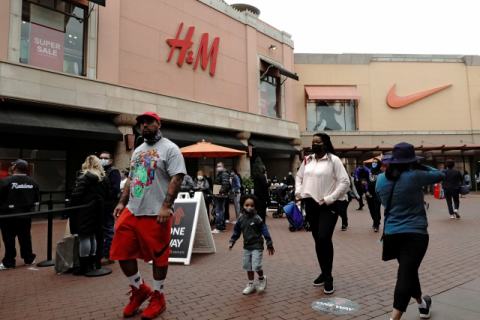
left=11, top=159, right=28, bottom=170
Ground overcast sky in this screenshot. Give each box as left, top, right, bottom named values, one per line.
left=240, top=0, right=480, bottom=55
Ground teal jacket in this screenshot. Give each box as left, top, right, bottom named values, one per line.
left=376, top=165, right=444, bottom=235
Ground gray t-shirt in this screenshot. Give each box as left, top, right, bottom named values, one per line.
left=126, top=138, right=187, bottom=216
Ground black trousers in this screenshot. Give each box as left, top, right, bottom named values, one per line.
left=366, top=196, right=382, bottom=228
left=304, top=198, right=339, bottom=277
left=224, top=197, right=230, bottom=221
left=386, top=233, right=429, bottom=312
left=444, top=189, right=460, bottom=215
left=257, top=197, right=268, bottom=223
left=337, top=200, right=349, bottom=227
left=355, top=183, right=364, bottom=208
left=0, top=218, right=36, bottom=268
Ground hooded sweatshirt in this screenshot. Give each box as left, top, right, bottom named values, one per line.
left=229, top=210, right=273, bottom=251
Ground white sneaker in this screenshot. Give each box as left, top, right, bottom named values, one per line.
left=0, top=263, right=13, bottom=270
left=25, top=260, right=35, bottom=266
left=225, top=220, right=230, bottom=224
left=211, top=229, right=225, bottom=234
left=450, top=215, right=455, bottom=219
left=231, top=221, right=237, bottom=224
left=243, top=283, right=256, bottom=295
left=258, top=276, right=267, bottom=291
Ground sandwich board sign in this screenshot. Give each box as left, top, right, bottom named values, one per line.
left=169, top=192, right=216, bottom=265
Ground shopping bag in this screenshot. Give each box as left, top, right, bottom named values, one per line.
left=54, top=234, right=79, bottom=274
left=460, top=184, right=470, bottom=195
left=283, top=202, right=304, bottom=230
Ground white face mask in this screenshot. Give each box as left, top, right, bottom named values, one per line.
left=198, top=175, right=203, bottom=180
left=100, top=159, right=110, bottom=167
left=217, top=167, right=223, bottom=172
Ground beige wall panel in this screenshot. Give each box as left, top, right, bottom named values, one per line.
left=467, top=66, right=480, bottom=86
left=468, top=85, right=480, bottom=131
left=368, top=62, right=470, bottom=131
left=0, top=0, right=10, bottom=60
left=329, top=65, right=370, bottom=86
left=356, top=85, right=372, bottom=131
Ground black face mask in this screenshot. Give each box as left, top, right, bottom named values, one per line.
left=243, top=208, right=255, bottom=214
left=312, top=144, right=325, bottom=154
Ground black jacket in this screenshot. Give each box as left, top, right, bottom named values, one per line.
left=214, top=170, right=231, bottom=195
left=254, top=173, right=271, bottom=200
left=104, top=165, right=121, bottom=211
left=285, top=175, right=295, bottom=187
left=442, top=168, right=463, bottom=191
left=229, top=211, right=273, bottom=250
left=69, top=172, right=110, bottom=235
left=0, top=174, right=39, bottom=217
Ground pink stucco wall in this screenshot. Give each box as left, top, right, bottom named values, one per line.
left=96, top=0, right=295, bottom=121
left=0, top=0, right=10, bottom=61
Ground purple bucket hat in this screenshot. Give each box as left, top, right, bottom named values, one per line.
left=382, top=142, right=423, bottom=164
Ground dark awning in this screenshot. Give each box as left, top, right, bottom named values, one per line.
left=135, top=123, right=246, bottom=149
left=276, top=65, right=299, bottom=81
left=0, top=104, right=123, bottom=141
left=89, top=0, right=106, bottom=6
left=249, top=135, right=298, bottom=154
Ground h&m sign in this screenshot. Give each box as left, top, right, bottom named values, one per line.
left=167, top=23, right=220, bottom=77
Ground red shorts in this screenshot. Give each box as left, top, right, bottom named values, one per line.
left=110, top=208, right=172, bottom=266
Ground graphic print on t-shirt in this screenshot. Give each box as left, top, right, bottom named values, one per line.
left=130, top=149, right=159, bottom=198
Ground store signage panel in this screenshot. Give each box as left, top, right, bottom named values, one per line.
left=167, top=23, right=220, bottom=77
left=29, top=23, right=64, bottom=72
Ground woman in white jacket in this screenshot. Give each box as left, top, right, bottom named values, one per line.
left=295, top=133, right=349, bottom=294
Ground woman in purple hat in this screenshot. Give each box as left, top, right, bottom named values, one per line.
left=376, top=143, right=444, bottom=320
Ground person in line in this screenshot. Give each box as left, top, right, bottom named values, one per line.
left=230, top=169, right=242, bottom=224
left=180, top=174, right=194, bottom=193
left=212, top=162, right=231, bottom=233
left=339, top=165, right=357, bottom=231
left=355, top=162, right=372, bottom=201
left=367, top=158, right=383, bottom=232
left=285, top=172, right=295, bottom=187
left=350, top=172, right=363, bottom=210
left=282, top=176, right=287, bottom=184
left=193, top=170, right=211, bottom=212
left=98, top=151, right=121, bottom=266
left=272, top=174, right=279, bottom=184
left=442, top=159, right=462, bottom=219
left=0, top=159, right=38, bottom=270
left=376, top=142, right=445, bottom=320
left=120, top=169, right=129, bottom=193
left=110, top=111, right=186, bottom=319
left=295, top=133, right=349, bottom=294
left=228, top=194, right=274, bottom=294
left=254, top=165, right=271, bottom=224
left=70, top=155, right=110, bottom=275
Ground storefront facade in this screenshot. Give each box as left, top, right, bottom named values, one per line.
left=295, top=53, right=480, bottom=181
left=0, top=0, right=300, bottom=194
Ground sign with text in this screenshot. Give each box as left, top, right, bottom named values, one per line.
left=312, top=298, right=360, bottom=315
left=167, top=23, right=220, bottom=77
left=29, top=23, right=64, bottom=72
left=169, top=192, right=216, bottom=265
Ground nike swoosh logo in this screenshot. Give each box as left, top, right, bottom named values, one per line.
left=153, top=243, right=170, bottom=258
left=386, top=83, right=452, bottom=108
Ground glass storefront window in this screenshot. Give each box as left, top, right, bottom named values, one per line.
left=20, top=0, right=87, bottom=76
left=260, top=74, right=281, bottom=118
left=306, top=100, right=356, bottom=131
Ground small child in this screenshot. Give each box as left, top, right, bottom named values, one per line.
left=229, top=194, right=274, bottom=295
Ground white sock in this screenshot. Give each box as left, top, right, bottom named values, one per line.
left=249, top=280, right=255, bottom=284
left=127, top=272, right=143, bottom=289
left=258, top=275, right=264, bottom=280
left=418, top=299, right=427, bottom=308
left=154, top=279, right=165, bottom=293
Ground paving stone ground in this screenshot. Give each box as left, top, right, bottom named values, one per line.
left=1, top=194, right=480, bottom=320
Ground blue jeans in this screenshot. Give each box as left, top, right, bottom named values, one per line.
left=102, top=210, right=115, bottom=259
left=215, top=197, right=226, bottom=231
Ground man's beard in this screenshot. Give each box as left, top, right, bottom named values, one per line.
left=142, top=131, right=156, bottom=140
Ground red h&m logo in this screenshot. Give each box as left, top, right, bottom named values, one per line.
left=167, top=23, right=220, bottom=77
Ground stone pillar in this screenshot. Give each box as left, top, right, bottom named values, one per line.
left=112, top=114, right=137, bottom=170
left=290, top=138, right=302, bottom=176
left=235, top=131, right=251, bottom=178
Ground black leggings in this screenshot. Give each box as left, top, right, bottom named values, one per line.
left=366, top=196, right=381, bottom=228
left=304, top=198, right=339, bottom=277
left=444, top=189, right=460, bottom=215
left=337, top=200, right=349, bottom=227
left=387, top=233, right=429, bottom=312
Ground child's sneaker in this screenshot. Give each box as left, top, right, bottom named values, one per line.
left=123, top=282, right=152, bottom=317
left=141, top=291, right=166, bottom=319
left=258, top=276, right=267, bottom=291
left=243, top=283, right=256, bottom=295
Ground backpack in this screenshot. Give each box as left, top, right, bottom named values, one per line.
left=283, top=202, right=304, bottom=230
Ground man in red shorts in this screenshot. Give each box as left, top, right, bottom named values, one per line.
left=111, top=111, right=186, bottom=319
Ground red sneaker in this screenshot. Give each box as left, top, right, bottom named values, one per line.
left=123, top=282, right=152, bottom=317
left=141, top=291, right=166, bottom=319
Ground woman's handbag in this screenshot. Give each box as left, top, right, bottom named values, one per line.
left=381, top=180, right=398, bottom=261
